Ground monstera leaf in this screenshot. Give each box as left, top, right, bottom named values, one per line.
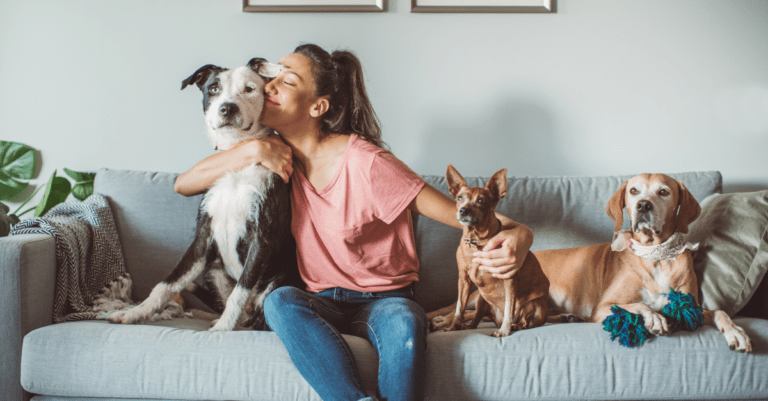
left=0, top=141, right=37, bottom=201
left=1, top=202, right=20, bottom=237
left=64, top=168, right=96, bottom=201
left=34, top=170, right=72, bottom=217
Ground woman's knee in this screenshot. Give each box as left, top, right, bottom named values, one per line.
left=264, top=286, right=305, bottom=327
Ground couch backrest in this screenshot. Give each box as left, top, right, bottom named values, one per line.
left=94, top=168, right=722, bottom=310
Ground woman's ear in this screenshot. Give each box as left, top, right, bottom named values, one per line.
left=309, top=97, right=330, bottom=118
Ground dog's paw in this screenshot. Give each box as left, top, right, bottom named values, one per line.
left=723, top=324, right=752, bottom=353
left=641, top=310, right=669, bottom=336
left=491, top=329, right=512, bottom=338
left=209, top=318, right=236, bottom=332
left=107, top=308, right=144, bottom=325
left=429, top=315, right=451, bottom=331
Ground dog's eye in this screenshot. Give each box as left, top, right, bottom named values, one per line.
left=245, top=86, right=255, bottom=93
left=209, top=86, right=219, bottom=95
left=477, top=197, right=486, bottom=204
left=629, top=188, right=639, bottom=195
left=457, top=195, right=464, bottom=202
left=659, top=189, right=670, bottom=196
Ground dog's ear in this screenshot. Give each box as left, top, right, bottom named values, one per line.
left=181, top=64, right=224, bottom=91
left=606, top=180, right=628, bottom=233
left=446, top=164, right=466, bottom=199
left=486, top=168, right=508, bottom=201
left=674, top=180, right=701, bottom=234
left=247, top=58, right=283, bottom=79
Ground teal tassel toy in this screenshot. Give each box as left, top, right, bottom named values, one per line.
left=661, top=288, right=703, bottom=332
left=602, top=305, right=652, bottom=348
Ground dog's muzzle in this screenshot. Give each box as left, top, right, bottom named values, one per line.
left=213, top=102, right=252, bottom=131
left=457, top=207, right=479, bottom=226
left=632, top=200, right=662, bottom=235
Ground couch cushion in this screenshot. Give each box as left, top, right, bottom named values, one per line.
left=686, top=190, right=768, bottom=317
left=21, top=320, right=378, bottom=400
left=94, top=169, right=203, bottom=301
left=413, top=171, right=722, bottom=312
left=425, top=318, right=768, bottom=400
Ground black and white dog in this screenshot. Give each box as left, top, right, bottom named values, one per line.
left=108, top=58, right=302, bottom=331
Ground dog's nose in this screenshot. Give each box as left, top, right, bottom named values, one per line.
left=219, top=102, right=239, bottom=117
left=459, top=207, right=470, bottom=217
left=636, top=200, right=653, bottom=213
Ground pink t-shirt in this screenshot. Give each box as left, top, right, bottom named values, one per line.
left=291, top=135, right=426, bottom=293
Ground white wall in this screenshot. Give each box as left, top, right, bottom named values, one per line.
left=2, top=0, right=767, bottom=211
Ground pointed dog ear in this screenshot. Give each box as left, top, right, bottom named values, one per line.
left=674, top=180, right=701, bottom=234
left=606, top=180, right=628, bottom=233
left=247, top=58, right=283, bottom=79
left=486, top=168, right=508, bottom=201
left=181, top=64, right=224, bottom=90
left=446, top=164, right=466, bottom=199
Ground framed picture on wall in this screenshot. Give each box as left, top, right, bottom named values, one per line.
left=243, top=0, right=385, bottom=12
left=411, top=0, right=553, bottom=13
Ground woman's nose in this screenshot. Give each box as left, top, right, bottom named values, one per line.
left=264, top=79, right=276, bottom=94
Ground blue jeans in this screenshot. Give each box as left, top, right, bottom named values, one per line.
left=264, top=285, right=427, bottom=401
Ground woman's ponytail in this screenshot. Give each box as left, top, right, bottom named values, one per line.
left=294, top=44, right=384, bottom=148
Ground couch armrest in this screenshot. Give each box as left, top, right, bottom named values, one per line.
left=0, top=234, right=56, bottom=401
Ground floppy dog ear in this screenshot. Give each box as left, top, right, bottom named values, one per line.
left=486, top=168, right=508, bottom=201
left=181, top=64, right=224, bottom=90
left=606, top=180, right=628, bottom=233
left=674, top=180, right=701, bottom=234
left=446, top=164, right=466, bottom=199
left=247, top=58, right=283, bottom=79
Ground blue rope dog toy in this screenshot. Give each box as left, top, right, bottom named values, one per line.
left=661, top=288, right=703, bottom=332
left=602, top=289, right=703, bottom=348
left=602, top=305, right=652, bottom=348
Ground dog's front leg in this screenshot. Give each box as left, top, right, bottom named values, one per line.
left=703, top=309, right=752, bottom=353
left=493, top=280, right=516, bottom=338
left=592, top=302, right=669, bottom=336
left=443, top=273, right=472, bottom=332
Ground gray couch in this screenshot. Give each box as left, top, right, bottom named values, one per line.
left=3, top=168, right=767, bottom=401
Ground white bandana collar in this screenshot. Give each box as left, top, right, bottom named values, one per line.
left=628, top=231, right=699, bottom=261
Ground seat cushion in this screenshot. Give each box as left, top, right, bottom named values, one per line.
left=425, top=318, right=768, bottom=400
left=21, top=320, right=379, bottom=400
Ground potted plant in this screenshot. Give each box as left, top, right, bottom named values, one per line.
left=0, top=140, right=95, bottom=236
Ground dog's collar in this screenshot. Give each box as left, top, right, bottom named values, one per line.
left=628, top=231, right=698, bottom=261
left=464, top=218, right=503, bottom=250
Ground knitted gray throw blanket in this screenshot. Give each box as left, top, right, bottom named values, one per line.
left=10, top=194, right=188, bottom=323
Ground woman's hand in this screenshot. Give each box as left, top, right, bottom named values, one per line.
left=243, top=134, right=293, bottom=183
left=472, top=219, right=533, bottom=279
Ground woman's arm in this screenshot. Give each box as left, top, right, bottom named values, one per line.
left=174, top=134, right=293, bottom=196
left=408, top=184, right=534, bottom=279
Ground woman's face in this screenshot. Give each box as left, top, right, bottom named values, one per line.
left=260, top=52, right=324, bottom=131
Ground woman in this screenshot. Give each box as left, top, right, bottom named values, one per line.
left=174, top=44, right=532, bottom=401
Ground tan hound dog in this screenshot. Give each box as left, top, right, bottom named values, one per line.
left=429, top=173, right=752, bottom=352
left=429, top=165, right=548, bottom=337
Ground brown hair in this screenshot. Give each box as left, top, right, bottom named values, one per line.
left=294, top=44, right=385, bottom=149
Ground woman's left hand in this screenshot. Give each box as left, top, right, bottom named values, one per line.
left=472, top=224, right=533, bottom=279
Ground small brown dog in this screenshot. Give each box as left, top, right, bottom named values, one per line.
left=430, top=165, right=549, bottom=337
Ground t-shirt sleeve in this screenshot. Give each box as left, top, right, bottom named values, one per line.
left=369, top=151, right=426, bottom=225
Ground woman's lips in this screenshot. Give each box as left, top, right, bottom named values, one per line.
left=265, top=97, right=280, bottom=106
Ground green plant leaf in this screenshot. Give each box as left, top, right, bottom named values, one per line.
left=64, top=168, right=96, bottom=201
left=1, top=202, right=20, bottom=237
left=0, top=170, right=28, bottom=200
left=0, top=141, right=37, bottom=201
left=34, top=170, right=72, bottom=217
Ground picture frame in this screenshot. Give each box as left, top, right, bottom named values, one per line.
left=410, top=0, right=554, bottom=13
left=243, top=0, right=385, bottom=12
